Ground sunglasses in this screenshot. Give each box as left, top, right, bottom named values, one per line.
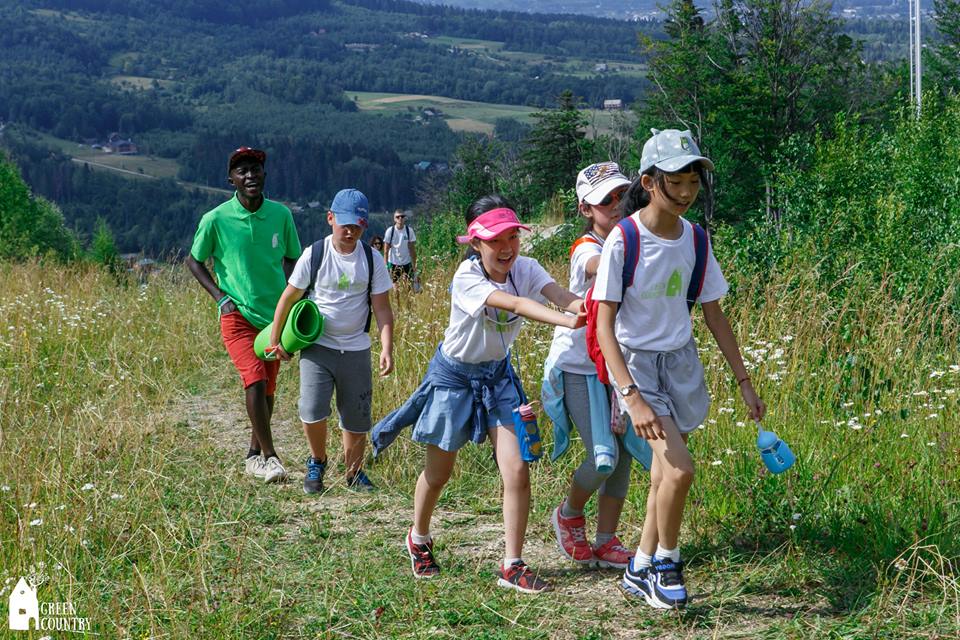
left=597, top=189, right=625, bottom=207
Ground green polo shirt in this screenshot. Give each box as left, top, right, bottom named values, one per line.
left=191, top=194, right=302, bottom=329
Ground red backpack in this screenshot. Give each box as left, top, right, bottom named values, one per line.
left=583, top=218, right=709, bottom=384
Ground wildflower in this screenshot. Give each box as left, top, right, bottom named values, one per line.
left=0, top=486, right=8, bottom=492
left=927, top=442, right=937, bottom=447
left=110, top=493, right=123, bottom=500
left=711, top=460, right=722, bottom=466
left=792, top=513, right=801, bottom=520
left=789, top=525, right=796, bottom=531
left=782, top=335, right=794, bottom=342
left=29, top=518, right=42, bottom=527
left=736, top=421, right=745, bottom=427
left=81, top=483, right=94, bottom=491
left=930, top=371, right=945, bottom=379
left=23, top=502, right=37, bottom=508
left=900, top=433, right=909, bottom=438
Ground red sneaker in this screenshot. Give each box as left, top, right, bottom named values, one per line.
left=592, top=535, right=634, bottom=569
left=405, top=529, right=440, bottom=579
left=551, top=502, right=594, bottom=564
left=497, top=561, right=551, bottom=594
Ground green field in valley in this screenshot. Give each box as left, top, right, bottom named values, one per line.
left=350, top=91, right=635, bottom=137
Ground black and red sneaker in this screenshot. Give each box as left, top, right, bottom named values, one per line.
left=497, top=560, right=552, bottom=594
left=406, top=529, right=440, bottom=579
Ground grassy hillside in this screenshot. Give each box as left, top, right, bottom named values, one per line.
left=1, top=255, right=957, bottom=638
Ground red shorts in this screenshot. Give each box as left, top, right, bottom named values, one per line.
left=220, top=311, right=280, bottom=395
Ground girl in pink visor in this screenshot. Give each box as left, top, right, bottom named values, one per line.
left=372, top=194, right=586, bottom=594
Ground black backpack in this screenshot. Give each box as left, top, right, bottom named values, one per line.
left=303, top=238, right=375, bottom=333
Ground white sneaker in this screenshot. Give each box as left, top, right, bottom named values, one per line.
left=262, top=456, right=288, bottom=484
left=244, top=455, right=266, bottom=478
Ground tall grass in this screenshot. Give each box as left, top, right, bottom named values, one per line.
left=1, top=255, right=957, bottom=638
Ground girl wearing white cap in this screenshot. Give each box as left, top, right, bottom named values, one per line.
left=543, top=161, right=652, bottom=572
left=594, top=129, right=765, bottom=609
left=372, top=194, right=585, bottom=594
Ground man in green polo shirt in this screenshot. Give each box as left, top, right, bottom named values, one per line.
left=186, top=147, right=302, bottom=484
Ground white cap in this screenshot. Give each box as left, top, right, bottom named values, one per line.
left=575, top=162, right=631, bottom=205
left=640, top=129, right=714, bottom=174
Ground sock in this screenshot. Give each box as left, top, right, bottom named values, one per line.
left=655, top=544, right=680, bottom=563
left=246, top=448, right=261, bottom=459
left=595, top=532, right=614, bottom=547
left=504, top=556, right=522, bottom=567
left=410, top=529, right=432, bottom=545
left=309, top=456, right=327, bottom=465
left=632, top=550, right=653, bottom=571
left=560, top=500, right=583, bottom=519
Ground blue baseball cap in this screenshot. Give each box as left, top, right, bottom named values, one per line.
left=330, top=188, right=369, bottom=228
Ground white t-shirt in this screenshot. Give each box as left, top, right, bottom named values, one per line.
left=593, top=214, right=728, bottom=352
left=442, top=256, right=555, bottom=364
left=289, top=236, right=393, bottom=351
left=385, top=225, right=416, bottom=266
left=546, top=235, right=602, bottom=375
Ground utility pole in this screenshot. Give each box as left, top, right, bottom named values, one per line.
left=909, top=0, right=922, bottom=116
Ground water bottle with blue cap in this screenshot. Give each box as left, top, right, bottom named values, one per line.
left=755, top=419, right=795, bottom=474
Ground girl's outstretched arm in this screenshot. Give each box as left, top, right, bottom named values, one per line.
left=701, top=300, right=766, bottom=420
left=540, top=282, right=586, bottom=316
left=485, top=290, right=584, bottom=329
left=267, top=284, right=305, bottom=361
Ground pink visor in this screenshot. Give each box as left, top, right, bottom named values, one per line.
left=456, top=208, right=531, bottom=243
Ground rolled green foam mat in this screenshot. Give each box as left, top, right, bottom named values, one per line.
left=254, top=299, right=324, bottom=359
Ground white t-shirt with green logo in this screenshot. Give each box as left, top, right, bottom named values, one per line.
left=442, top=256, right=554, bottom=364
left=593, top=214, right=728, bottom=352
left=289, top=236, right=393, bottom=351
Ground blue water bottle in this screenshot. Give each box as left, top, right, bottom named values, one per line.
left=756, top=421, right=795, bottom=474
left=513, top=402, right=543, bottom=463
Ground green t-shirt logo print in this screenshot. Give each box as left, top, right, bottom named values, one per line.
left=666, top=269, right=683, bottom=297
left=337, top=273, right=351, bottom=290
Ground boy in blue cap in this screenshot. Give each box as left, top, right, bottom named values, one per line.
left=267, top=188, right=394, bottom=493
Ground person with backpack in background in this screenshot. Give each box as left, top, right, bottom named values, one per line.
left=383, top=209, right=418, bottom=299
left=594, top=129, right=765, bottom=609
left=542, top=162, right=651, bottom=571
left=186, top=147, right=301, bottom=485
left=266, top=188, right=394, bottom=494
left=371, top=195, right=586, bottom=594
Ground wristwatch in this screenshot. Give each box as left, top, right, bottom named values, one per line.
left=617, top=383, right=639, bottom=398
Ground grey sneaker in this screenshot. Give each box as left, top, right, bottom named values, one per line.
left=303, top=456, right=326, bottom=494
left=244, top=455, right=266, bottom=479
left=263, top=456, right=288, bottom=484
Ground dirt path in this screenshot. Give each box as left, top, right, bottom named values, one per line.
left=178, top=390, right=833, bottom=639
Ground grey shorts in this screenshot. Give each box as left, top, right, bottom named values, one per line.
left=618, top=337, right=710, bottom=434
left=298, top=343, right=373, bottom=432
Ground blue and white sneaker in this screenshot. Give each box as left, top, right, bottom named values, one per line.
left=645, top=558, right=688, bottom=609
left=303, top=456, right=326, bottom=494
left=621, top=560, right=652, bottom=601
left=346, top=469, right=376, bottom=492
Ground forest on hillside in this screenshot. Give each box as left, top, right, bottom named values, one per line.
left=0, top=0, right=946, bottom=256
